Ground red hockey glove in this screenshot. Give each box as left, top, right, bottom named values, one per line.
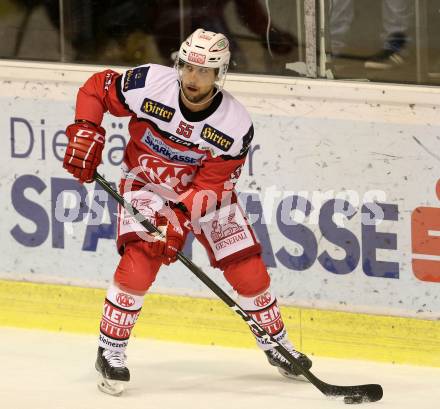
left=63, top=121, right=105, bottom=183
left=148, top=206, right=190, bottom=264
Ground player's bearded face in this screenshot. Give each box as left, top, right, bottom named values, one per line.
left=180, top=63, right=217, bottom=103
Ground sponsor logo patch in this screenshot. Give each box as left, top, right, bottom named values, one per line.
left=201, top=125, right=234, bottom=152
left=210, top=39, right=228, bottom=52
left=210, top=214, right=247, bottom=251
left=254, top=291, right=272, bottom=308
left=164, top=133, right=194, bottom=147
left=188, top=52, right=206, bottom=64
left=116, top=292, right=136, bottom=308
left=141, top=98, right=175, bottom=122
left=199, top=33, right=213, bottom=41
left=122, top=198, right=155, bottom=226
left=248, top=304, right=284, bottom=336
left=101, top=299, right=141, bottom=340
left=104, top=72, right=114, bottom=91
left=198, top=203, right=256, bottom=262
left=123, top=66, right=149, bottom=91
left=141, top=129, right=204, bottom=164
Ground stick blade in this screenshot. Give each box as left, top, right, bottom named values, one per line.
left=325, top=383, right=383, bottom=402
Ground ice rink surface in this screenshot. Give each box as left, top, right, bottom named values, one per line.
left=1, top=327, right=439, bottom=409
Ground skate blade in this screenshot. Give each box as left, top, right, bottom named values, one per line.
left=278, top=367, right=309, bottom=382
left=97, top=377, right=126, bottom=396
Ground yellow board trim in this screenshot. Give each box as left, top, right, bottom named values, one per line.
left=1, top=279, right=439, bottom=367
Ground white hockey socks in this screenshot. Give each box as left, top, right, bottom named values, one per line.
left=99, top=282, right=144, bottom=352
left=237, top=289, right=288, bottom=351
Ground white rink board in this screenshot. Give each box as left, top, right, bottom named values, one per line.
left=0, top=61, right=439, bottom=318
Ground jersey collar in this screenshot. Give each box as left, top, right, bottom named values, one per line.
left=178, top=88, right=223, bottom=122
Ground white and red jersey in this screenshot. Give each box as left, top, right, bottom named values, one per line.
left=75, top=64, right=253, bottom=215
left=74, top=64, right=270, bottom=300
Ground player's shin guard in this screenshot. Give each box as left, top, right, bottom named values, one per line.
left=98, top=282, right=144, bottom=352
left=97, top=282, right=143, bottom=382
left=237, top=289, right=312, bottom=379
left=237, top=288, right=287, bottom=350
left=96, top=283, right=144, bottom=394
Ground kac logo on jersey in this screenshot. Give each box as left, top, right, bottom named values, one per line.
left=141, top=98, right=175, bottom=122
left=201, top=125, right=234, bottom=152
left=123, top=66, right=149, bottom=91
left=137, top=153, right=196, bottom=196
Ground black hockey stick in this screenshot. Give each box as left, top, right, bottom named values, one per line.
left=94, top=171, right=383, bottom=403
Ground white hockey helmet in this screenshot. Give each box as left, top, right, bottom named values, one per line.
left=177, top=28, right=231, bottom=81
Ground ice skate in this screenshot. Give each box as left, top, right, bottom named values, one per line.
left=265, top=340, right=312, bottom=381
left=95, top=347, right=130, bottom=396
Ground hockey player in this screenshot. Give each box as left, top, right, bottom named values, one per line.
left=63, top=28, right=312, bottom=395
